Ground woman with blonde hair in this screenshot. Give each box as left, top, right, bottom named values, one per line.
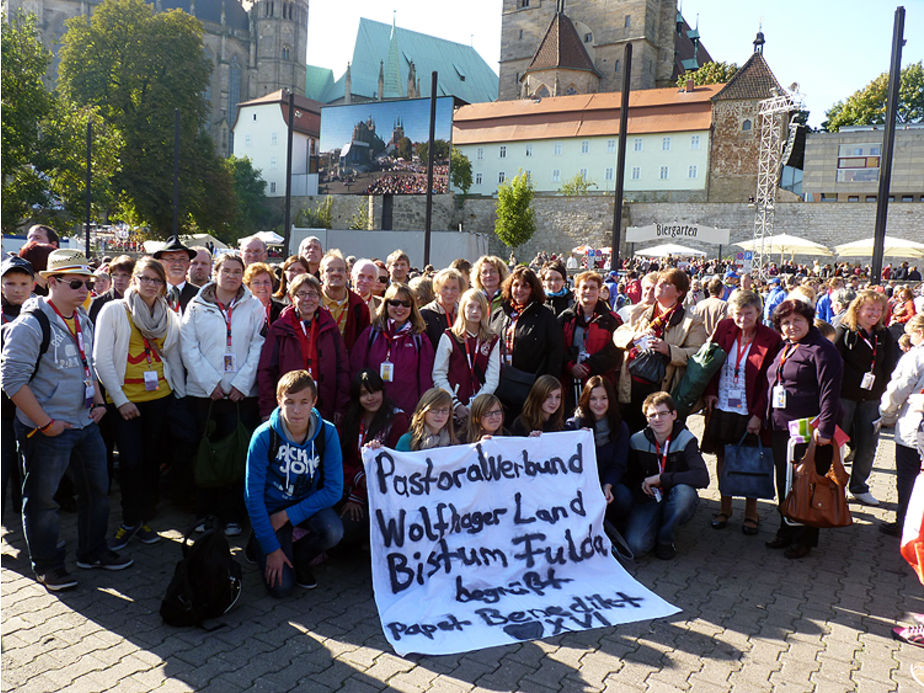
left=835, top=289, right=897, bottom=506
left=465, top=393, right=506, bottom=443
left=244, top=261, right=284, bottom=335
left=471, top=255, right=510, bottom=314
left=510, top=375, right=565, bottom=436
left=433, top=288, right=501, bottom=422
left=420, top=267, right=465, bottom=348
left=395, top=388, right=457, bottom=451
left=350, top=283, right=434, bottom=415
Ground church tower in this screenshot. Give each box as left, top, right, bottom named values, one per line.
left=252, top=0, right=308, bottom=97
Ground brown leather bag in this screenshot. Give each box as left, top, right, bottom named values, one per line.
left=782, top=439, right=853, bottom=528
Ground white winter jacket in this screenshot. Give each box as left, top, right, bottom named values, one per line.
left=180, top=283, right=265, bottom=398
left=880, top=344, right=924, bottom=449
left=93, top=298, right=186, bottom=408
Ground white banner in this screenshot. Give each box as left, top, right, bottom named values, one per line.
left=627, top=223, right=730, bottom=245
left=363, top=430, right=679, bottom=656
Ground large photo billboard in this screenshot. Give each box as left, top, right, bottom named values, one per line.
left=319, top=97, right=454, bottom=195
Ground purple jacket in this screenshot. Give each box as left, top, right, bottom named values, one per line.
left=350, top=324, right=434, bottom=415
left=257, top=306, right=349, bottom=420
left=765, top=327, right=843, bottom=439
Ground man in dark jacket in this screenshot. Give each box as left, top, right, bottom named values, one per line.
left=624, top=392, right=709, bottom=560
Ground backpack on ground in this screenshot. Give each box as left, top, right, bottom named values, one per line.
left=160, top=521, right=242, bottom=628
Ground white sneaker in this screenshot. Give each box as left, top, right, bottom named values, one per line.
left=851, top=492, right=880, bottom=506
left=224, top=522, right=242, bottom=537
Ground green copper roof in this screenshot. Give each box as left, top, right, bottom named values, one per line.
left=305, top=65, right=335, bottom=101
left=307, top=17, right=498, bottom=104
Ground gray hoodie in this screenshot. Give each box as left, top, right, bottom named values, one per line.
left=0, top=296, right=95, bottom=428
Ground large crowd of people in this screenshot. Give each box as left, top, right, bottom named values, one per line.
left=2, top=226, right=923, bottom=616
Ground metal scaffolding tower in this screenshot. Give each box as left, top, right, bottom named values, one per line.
left=751, top=88, right=802, bottom=277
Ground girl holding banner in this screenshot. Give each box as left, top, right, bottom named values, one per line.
left=464, top=393, right=507, bottom=443
left=510, top=375, right=566, bottom=437
left=395, top=388, right=458, bottom=451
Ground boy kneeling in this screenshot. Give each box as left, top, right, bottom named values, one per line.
left=624, top=392, right=709, bottom=560
left=245, top=370, right=343, bottom=597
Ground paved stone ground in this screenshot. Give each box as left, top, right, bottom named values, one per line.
left=3, top=420, right=924, bottom=692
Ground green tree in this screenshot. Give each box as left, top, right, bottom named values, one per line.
left=494, top=170, right=535, bottom=249
left=558, top=171, right=598, bottom=196
left=824, top=61, right=924, bottom=132
left=295, top=196, right=333, bottom=229
left=222, top=155, right=270, bottom=240
left=349, top=199, right=371, bottom=230
left=396, top=136, right=413, bottom=160
left=676, top=61, right=738, bottom=88
left=449, top=147, right=473, bottom=194
left=415, top=139, right=451, bottom=162
left=58, top=0, right=235, bottom=236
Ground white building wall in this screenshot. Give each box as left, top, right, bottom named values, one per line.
left=458, top=130, right=710, bottom=195
left=233, top=103, right=318, bottom=197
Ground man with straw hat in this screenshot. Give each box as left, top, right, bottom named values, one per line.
left=1, top=249, right=133, bottom=592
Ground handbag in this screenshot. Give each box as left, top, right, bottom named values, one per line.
left=627, top=349, right=668, bottom=385
left=719, top=432, right=775, bottom=499
left=781, top=439, right=852, bottom=528
left=193, top=402, right=251, bottom=488
left=671, top=340, right=727, bottom=419
left=496, top=365, right=537, bottom=408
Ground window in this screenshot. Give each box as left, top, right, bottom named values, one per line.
left=579, top=168, right=587, bottom=178
left=633, top=138, right=642, bottom=152
left=742, top=119, right=752, bottom=131
left=690, top=135, right=700, bottom=150
left=584, top=33, right=592, bottom=43
left=476, top=147, right=484, bottom=160
left=659, top=166, right=668, bottom=180
left=848, top=195, right=859, bottom=202
left=607, top=139, right=616, bottom=153
left=282, top=46, right=289, bottom=60
left=518, top=0, right=529, bottom=7
left=269, top=181, right=276, bottom=193
left=499, top=145, right=507, bottom=159
left=631, top=167, right=640, bottom=180
left=614, top=60, right=620, bottom=73
left=688, top=165, right=697, bottom=179
left=662, top=137, right=671, bottom=151
left=252, top=113, right=257, bottom=121
left=244, top=134, right=252, bottom=146
left=581, top=140, right=589, bottom=154
left=518, top=29, right=523, bottom=39
left=605, top=167, right=614, bottom=181
left=498, top=171, right=506, bottom=183
left=525, top=144, right=533, bottom=157
left=475, top=172, right=483, bottom=185
left=902, top=195, right=914, bottom=202
left=271, top=133, right=278, bottom=145
left=554, top=142, right=563, bottom=156
left=525, top=170, right=532, bottom=181
left=552, top=169, right=561, bottom=182
left=836, top=143, right=881, bottom=183
left=624, top=14, right=631, bottom=28
left=866, top=195, right=877, bottom=202
left=270, top=157, right=277, bottom=169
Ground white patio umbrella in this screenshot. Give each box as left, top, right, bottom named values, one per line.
left=834, top=236, right=924, bottom=258
left=734, top=233, right=833, bottom=257
left=634, top=243, right=707, bottom=258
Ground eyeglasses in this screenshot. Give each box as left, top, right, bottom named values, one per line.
left=55, top=277, right=94, bottom=290
left=294, top=291, right=320, bottom=300
left=387, top=299, right=411, bottom=308
left=429, top=408, right=451, bottom=415
left=483, top=409, right=504, bottom=418
left=378, top=277, right=389, bottom=284
left=137, top=276, right=164, bottom=285
left=646, top=410, right=673, bottom=419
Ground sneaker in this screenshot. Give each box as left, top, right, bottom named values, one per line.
left=36, top=568, right=78, bottom=592
left=224, top=522, right=242, bottom=537
left=851, top=492, right=880, bottom=507
left=136, top=524, right=160, bottom=545
left=110, top=524, right=139, bottom=551
left=295, top=566, right=318, bottom=590
left=654, top=543, right=676, bottom=560
left=77, top=550, right=134, bottom=571
left=892, top=624, right=924, bottom=648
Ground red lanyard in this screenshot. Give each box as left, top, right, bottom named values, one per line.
left=48, top=301, right=92, bottom=383
left=654, top=436, right=670, bottom=474
left=215, top=299, right=236, bottom=350
left=142, top=337, right=158, bottom=365
left=775, top=342, right=798, bottom=385
left=464, top=334, right=481, bottom=385
left=445, top=309, right=455, bottom=329
left=265, top=301, right=272, bottom=329
left=859, top=330, right=877, bottom=372
left=733, top=333, right=753, bottom=383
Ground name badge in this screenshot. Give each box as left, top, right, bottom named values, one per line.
left=860, top=372, right=875, bottom=390
left=504, top=354, right=512, bottom=366
left=772, top=385, right=787, bottom=409
left=380, top=360, right=394, bottom=382
left=224, top=353, right=236, bottom=372
left=578, top=349, right=589, bottom=363
left=144, top=370, right=159, bottom=392
left=84, top=380, right=95, bottom=409
left=727, top=397, right=743, bottom=409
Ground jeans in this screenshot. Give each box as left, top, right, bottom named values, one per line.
left=896, top=443, right=920, bottom=527
left=624, top=484, right=698, bottom=555
left=15, top=420, right=110, bottom=573
left=605, top=482, right=634, bottom=524
left=839, top=398, right=882, bottom=495
left=113, top=396, right=169, bottom=526
left=252, top=507, right=344, bottom=598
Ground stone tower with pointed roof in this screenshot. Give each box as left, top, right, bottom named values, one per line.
left=499, top=0, right=710, bottom=100
left=707, top=33, right=788, bottom=202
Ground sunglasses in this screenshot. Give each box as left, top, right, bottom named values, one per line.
left=386, top=299, right=411, bottom=308
left=55, top=277, right=94, bottom=290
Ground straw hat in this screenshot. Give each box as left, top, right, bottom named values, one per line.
left=38, top=249, right=92, bottom=278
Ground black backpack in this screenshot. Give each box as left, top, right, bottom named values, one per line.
left=160, top=522, right=243, bottom=628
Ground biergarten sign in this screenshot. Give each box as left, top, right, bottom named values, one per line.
left=627, top=223, right=730, bottom=246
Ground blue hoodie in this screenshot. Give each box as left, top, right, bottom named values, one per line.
left=245, top=407, right=343, bottom=555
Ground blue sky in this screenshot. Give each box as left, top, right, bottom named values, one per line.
left=306, top=0, right=923, bottom=128
left=319, top=97, right=454, bottom=152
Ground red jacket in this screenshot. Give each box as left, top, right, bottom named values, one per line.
left=257, top=306, right=350, bottom=420
left=350, top=324, right=435, bottom=415
left=705, top=318, right=782, bottom=425
left=339, top=409, right=410, bottom=504
left=332, top=289, right=371, bottom=353
left=559, top=302, right=623, bottom=388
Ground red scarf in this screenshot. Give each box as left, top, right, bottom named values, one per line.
left=294, top=311, right=320, bottom=380
left=504, top=300, right=529, bottom=356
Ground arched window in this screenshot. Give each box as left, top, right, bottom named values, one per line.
left=742, top=119, right=752, bottom=131
left=536, top=85, right=550, bottom=98
left=565, top=85, right=578, bottom=95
